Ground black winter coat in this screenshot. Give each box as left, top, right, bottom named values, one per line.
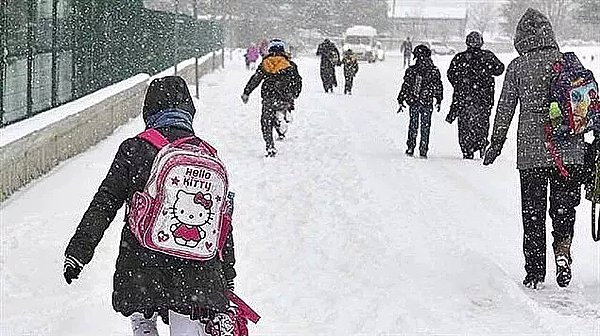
left=316, top=41, right=341, bottom=69
left=65, top=126, right=236, bottom=323
left=342, top=54, right=359, bottom=78
left=397, top=58, right=443, bottom=107
left=447, top=47, right=505, bottom=111
left=243, top=53, right=302, bottom=104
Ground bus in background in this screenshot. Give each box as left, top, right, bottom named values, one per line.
left=342, top=25, right=380, bottom=63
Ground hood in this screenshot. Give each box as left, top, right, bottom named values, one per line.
left=514, top=8, right=558, bottom=55
left=262, top=55, right=292, bottom=74
left=142, top=76, right=195, bottom=124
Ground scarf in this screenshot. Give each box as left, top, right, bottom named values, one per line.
left=145, top=108, right=194, bottom=132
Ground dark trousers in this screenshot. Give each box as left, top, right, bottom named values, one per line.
left=407, top=103, right=433, bottom=154
left=261, top=102, right=287, bottom=150
left=344, top=75, right=354, bottom=94
left=320, top=67, right=337, bottom=92
left=519, top=166, right=581, bottom=280
left=457, top=103, right=491, bottom=155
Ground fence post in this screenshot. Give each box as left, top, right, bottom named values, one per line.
left=195, top=49, right=199, bottom=99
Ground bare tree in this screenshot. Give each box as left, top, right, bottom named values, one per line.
left=468, top=3, right=498, bottom=36
left=502, top=0, right=575, bottom=39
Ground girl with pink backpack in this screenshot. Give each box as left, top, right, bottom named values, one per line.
left=63, top=76, right=258, bottom=335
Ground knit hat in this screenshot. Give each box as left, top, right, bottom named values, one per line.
left=413, top=44, right=431, bottom=59
left=268, top=39, right=286, bottom=54
left=466, top=31, right=484, bottom=48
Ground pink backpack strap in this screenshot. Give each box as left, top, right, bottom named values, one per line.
left=170, top=136, right=218, bottom=157
left=138, top=129, right=170, bottom=149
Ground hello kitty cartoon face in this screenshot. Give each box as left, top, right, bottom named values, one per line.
left=170, top=190, right=215, bottom=227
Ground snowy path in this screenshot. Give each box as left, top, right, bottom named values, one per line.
left=2, top=51, right=599, bottom=335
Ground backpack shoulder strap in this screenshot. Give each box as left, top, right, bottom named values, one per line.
left=138, top=129, right=170, bottom=149
left=169, top=135, right=218, bottom=157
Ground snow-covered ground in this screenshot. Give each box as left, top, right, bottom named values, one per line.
left=2, top=49, right=599, bottom=335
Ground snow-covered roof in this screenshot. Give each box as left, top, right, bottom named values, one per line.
left=345, top=25, right=377, bottom=37
left=389, top=6, right=467, bottom=20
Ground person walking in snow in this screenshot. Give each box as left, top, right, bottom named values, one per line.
left=446, top=31, right=505, bottom=159
left=397, top=45, right=443, bottom=159
left=401, top=37, right=413, bottom=68
left=245, top=44, right=261, bottom=70
left=483, top=9, right=588, bottom=289
left=242, top=39, right=303, bottom=157
left=341, top=49, right=359, bottom=95
left=63, top=76, right=238, bottom=335
left=316, top=38, right=341, bottom=93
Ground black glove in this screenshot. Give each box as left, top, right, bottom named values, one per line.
left=63, top=255, right=83, bottom=284
left=397, top=102, right=405, bottom=113
left=483, top=140, right=504, bottom=166
left=226, top=278, right=235, bottom=291
left=434, top=100, right=441, bottom=113
left=445, top=114, right=454, bottom=124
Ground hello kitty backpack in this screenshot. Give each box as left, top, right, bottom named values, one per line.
left=127, top=129, right=232, bottom=261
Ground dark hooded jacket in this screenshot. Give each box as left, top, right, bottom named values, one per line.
left=243, top=52, right=302, bottom=104
left=316, top=39, right=341, bottom=69
left=447, top=45, right=504, bottom=113
left=489, top=8, right=586, bottom=169
left=65, top=76, right=236, bottom=323
left=397, top=53, right=443, bottom=107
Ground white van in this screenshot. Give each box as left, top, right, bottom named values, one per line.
left=343, top=26, right=378, bottom=63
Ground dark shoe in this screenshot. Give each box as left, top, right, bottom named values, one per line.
left=265, top=147, right=277, bottom=157
left=555, top=256, right=572, bottom=288
left=405, top=148, right=414, bottom=156
left=523, top=274, right=545, bottom=290
left=420, top=152, right=428, bottom=159
left=463, top=152, right=474, bottom=160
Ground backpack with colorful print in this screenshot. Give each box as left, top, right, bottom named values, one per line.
left=548, top=52, right=600, bottom=137
left=127, top=129, right=233, bottom=261
left=545, top=52, right=600, bottom=178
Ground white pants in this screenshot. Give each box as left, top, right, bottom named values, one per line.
left=130, top=311, right=210, bottom=336
left=168, top=310, right=210, bottom=336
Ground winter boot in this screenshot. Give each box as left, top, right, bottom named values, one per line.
left=555, top=256, right=572, bottom=287
left=131, top=313, right=159, bottom=336
left=266, top=147, right=278, bottom=157
left=405, top=148, right=414, bottom=156
left=522, top=274, right=545, bottom=290
left=463, top=152, right=474, bottom=160
left=420, top=152, right=428, bottom=159
left=553, top=237, right=573, bottom=287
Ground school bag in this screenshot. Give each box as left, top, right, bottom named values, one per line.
left=204, top=291, right=261, bottom=336
left=548, top=52, right=600, bottom=137
left=127, top=129, right=233, bottom=261
left=545, top=52, right=600, bottom=178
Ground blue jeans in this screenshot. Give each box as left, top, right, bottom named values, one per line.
left=407, top=103, right=433, bottom=154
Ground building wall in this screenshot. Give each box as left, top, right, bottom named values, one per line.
left=392, top=17, right=466, bottom=42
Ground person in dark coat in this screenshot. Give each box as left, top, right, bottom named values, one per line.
left=341, top=49, right=359, bottom=95
left=63, top=76, right=237, bottom=333
left=242, top=39, right=303, bottom=156
left=446, top=31, right=505, bottom=159
left=400, top=37, right=413, bottom=68
left=484, top=9, right=589, bottom=289
left=397, top=45, right=443, bottom=158
left=316, top=39, right=341, bottom=93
